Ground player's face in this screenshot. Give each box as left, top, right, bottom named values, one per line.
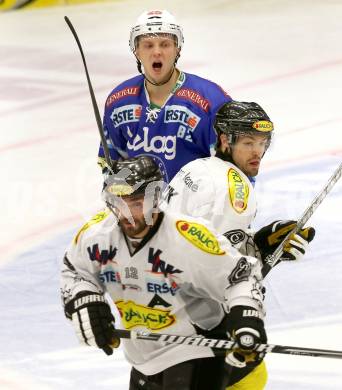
left=116, top=194, right=151, bottom=238
left=136, top=34, right=179, bottom=84
left=231, top=134, right=269, bottom=177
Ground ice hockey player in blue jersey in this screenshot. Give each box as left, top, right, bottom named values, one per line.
left=98, top=9, right=232, bottom=182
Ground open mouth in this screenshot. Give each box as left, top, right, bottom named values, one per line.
left=152, top=62, right=162, bottom=70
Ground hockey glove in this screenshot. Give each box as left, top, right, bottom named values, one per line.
left=64, top=291, right=120, bottom=355
left=254, top=220, right=315, bottom=263
left=225, top=306, right=267, bottom=368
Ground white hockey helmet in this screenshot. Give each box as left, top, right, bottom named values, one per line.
left=129, top=10, right=184, bottom=52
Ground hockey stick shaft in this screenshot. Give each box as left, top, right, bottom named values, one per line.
left=113, top=328, right=342, bottom=360
left=64, top=16, right=112, bottom=166
left=262, top=162, right=342, bottom=277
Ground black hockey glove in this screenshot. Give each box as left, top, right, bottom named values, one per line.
left=64, top=291, right=120, bottom=355
left=254, top=220, right=315, bottom=263
left=225, top=306, right=267, bottom=368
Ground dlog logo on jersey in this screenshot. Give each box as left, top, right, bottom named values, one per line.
left=164, top=105, right=201, bottom=130
left=116, top=300, right=176, bottom=330
left=110, top=104, right=142, bottom=128
left=73, top=210, right=110, bottom=244
left=106, top=86, right=140, bottom=107
left=227, top=168, right=249, bottom=214
left=176, top=221, right=225, bottom=255
left=127, top=127, right=176, bottom=160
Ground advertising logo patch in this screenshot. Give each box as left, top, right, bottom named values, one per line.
left=147, top=248, right=182, bottom=275
left=164, top=105, right=201, bottom=130
left=228, top=257, right=251, bottom=285
left=146, top=279, right=179, bottom=296
left=175, top=88, right=210, bottom=112
left=252, top=120, right=273, bottom=132
left=111, top=104, right=142, bottom=128
left=116, top=300, right=176, bottom=330
left=223, top=229, right=245, bottom=245
left=87, top=244, right=117, bottom=265
left=106, top=87, right=140, bottom=107
left=73, top=210, right=110, bottom=244
left=228, top=168, right=249, bottom=213
left=176, top=221, right=225, bottom=255
left=100, top=270, right=121, bottom=284
left=127, top=127, right=176, bottom=160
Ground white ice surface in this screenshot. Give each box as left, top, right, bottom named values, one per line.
left=0, top=0, right=342, bottom=389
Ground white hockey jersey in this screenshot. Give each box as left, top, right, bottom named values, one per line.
left=61, top=209, right=264, bottom=375
left=164, top=156, right=257, bottom=242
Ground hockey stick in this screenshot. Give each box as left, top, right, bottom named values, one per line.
left=113, top=328, right=342, bottom=360
left=262, top=162, right=342, bottom=277
left=64, top=16, right=112, bottom=166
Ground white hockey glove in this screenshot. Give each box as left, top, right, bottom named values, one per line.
left=254, top=220, right=315, bottom=263
left=225, top=306, right=267, bottom=368
left=64, top=291, right=120, bottom=355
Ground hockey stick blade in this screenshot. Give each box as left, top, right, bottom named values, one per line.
left=112, top=328, right=342, bottom=360
left=64, top=16, right=112, bottom=166
left=262, top=162, right=342, bottom=277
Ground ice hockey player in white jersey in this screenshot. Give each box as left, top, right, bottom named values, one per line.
left=164, top=100, right=316, bottom=389
left=61, top=156, right=268, bottom=390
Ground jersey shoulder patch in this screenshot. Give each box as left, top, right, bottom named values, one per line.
left=176, top=220, right=225, bottom=255
left=73, top=210, right=111, bottom=244
left=227, top=168, right=250, bottom=214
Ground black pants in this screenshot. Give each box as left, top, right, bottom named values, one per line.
left=129, top=356, right=228, bottom=390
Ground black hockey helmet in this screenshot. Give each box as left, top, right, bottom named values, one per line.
left=214, top=101, right=274, bottom=149
left=104, top=155, right=163, bottom=197
left=102, top=155, right=165, bottom=220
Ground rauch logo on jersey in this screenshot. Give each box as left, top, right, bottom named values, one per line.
left=111, top=104, right=142, bottom=128
left=116, top=300, right=176, bottom=330
left=106, top=86, right=140, bottom=107
left=127, top=127, right=176, bottom=160
left=176, top=221, right=225, bottom=255
left=227, top=168, right=249, bottom=213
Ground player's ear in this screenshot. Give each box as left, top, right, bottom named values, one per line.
left=220, top=134, right=230, bottom=153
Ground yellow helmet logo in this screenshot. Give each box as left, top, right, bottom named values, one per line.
left=107, top=184, right=134, bottom=196
left=252, top=120, right=273, bottom=132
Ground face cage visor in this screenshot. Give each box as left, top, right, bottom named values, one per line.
left=102, top=181, right=165, bottom=226
left=216, top=118, right=273, bottom=149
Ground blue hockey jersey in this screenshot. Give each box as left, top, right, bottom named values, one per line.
left=100, top=71, right=231, bottom=182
